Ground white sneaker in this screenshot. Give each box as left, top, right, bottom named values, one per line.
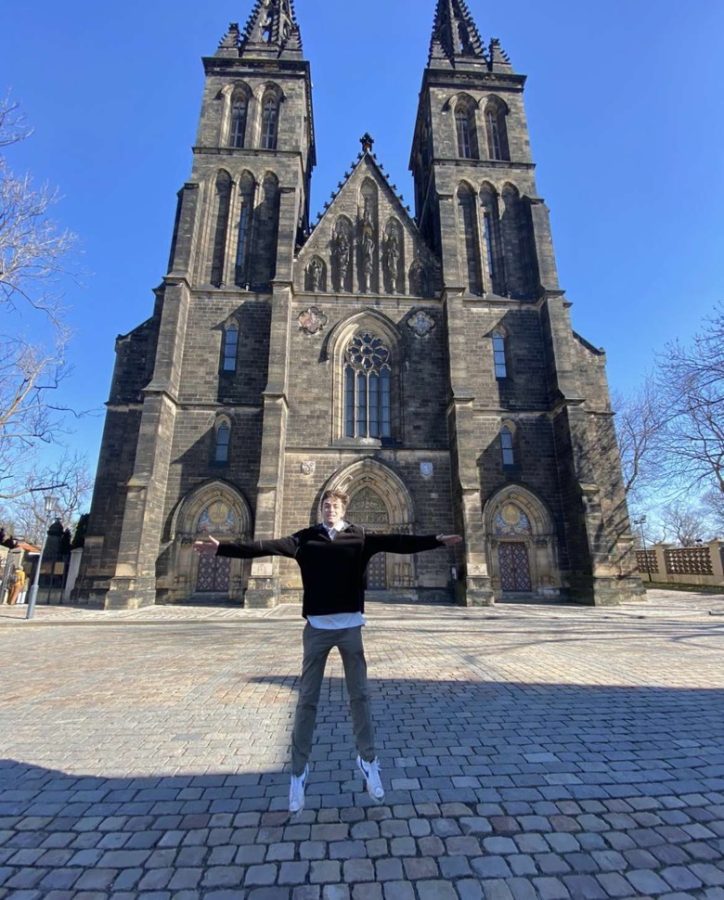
left=289, top=764, right=308, bottom=813
left=357, top=756, right=385, bottom=801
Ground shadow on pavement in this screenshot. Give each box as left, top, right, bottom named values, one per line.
left=1, top=674, right=724, bottom=895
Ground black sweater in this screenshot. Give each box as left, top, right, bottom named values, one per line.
left=217, top=524, right=442, bottom=617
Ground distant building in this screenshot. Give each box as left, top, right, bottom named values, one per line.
left=78, top=0, right=643, bottom=609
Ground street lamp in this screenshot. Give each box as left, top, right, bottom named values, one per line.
left=633, top=515, right=652, bottom=583
left=25, top=494, right=58, bottom=621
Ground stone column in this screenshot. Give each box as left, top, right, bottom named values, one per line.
left=710, top=540, right=724, bottom=581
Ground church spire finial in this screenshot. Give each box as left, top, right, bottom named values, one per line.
left=428, top=0, right=487, bottom=68
left=360, top=133, right=374, bottom=154
left=237, top=0, right=303, bottom=59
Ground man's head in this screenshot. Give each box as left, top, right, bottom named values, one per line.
left=321, top=489, right=349, bottom=527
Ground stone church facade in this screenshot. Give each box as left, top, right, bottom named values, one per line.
left=78, top=0, right=643, bottom=609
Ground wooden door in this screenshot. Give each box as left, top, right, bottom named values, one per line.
left=498, top=542, right=532, bottom=592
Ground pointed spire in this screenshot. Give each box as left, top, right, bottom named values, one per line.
left=428, top=0, right=487, bottom=67
left=239, top=0, right=303, bottom=59
left=215, top=22, right=242, bottom=57
left=488, top=37, right=513, bottom=73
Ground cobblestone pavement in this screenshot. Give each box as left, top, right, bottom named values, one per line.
left=0, top=591, right=723, bottom=899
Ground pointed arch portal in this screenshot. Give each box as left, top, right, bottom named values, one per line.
left=325, top=459, right=415, bottom=592
left=168, top=481, right=252, bottom=603
left=482, top=485, right=561, bottom=598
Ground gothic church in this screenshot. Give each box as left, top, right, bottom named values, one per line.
left=78, top=0, right=643, bottom=608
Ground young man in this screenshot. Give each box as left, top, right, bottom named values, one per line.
left=195, top=489, right=461, bottom=812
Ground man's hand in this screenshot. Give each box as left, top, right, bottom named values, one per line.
left=193, top=535, right=220, bottom=555
left=436, top=534, right=463, bottom=546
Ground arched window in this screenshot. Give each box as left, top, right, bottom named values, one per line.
left=485, top=98, right=510, bottom=161
left=235, top=172, right=255, bottom=287
left=500, top=426, right=515, bottom=467
left=222, top=324, right=239, bottom=373
left=229, top=93, right=248, bottom=148
left=501, top=184, right=538, bottom=298
left=209, top=171, right=232, bottom=286
left=457, top=184, right=482, bottom=295
left=261, top=92, right=280, bottom=150
left=251, top=172, right=279, bottom=287
left=492, top=330, right=507, bottom=379
left=344, top=333, right=392, bottom=439
left=214, top=420, right=231, bottom=464
left=481, top=185, right=505, bottom=294
left=455, top=98, right=478, bottom=160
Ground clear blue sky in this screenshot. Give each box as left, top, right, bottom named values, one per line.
left=2, top=0, right=723, bottom=484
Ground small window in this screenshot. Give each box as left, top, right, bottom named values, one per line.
left=222, top=325, right=238, bottom=373
left=492, top=332, right=507, bottom=379
left=215, top=422, right=231, bottom=464
left=261, top=94, right=279, bottom=150
left=501, top=426, right=515, bottom=467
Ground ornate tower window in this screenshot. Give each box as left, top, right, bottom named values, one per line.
left=261, top=91, right=280, bottom=150
left=492, top=331, right=507, bottom=379
left=235, top=172, right=255, bottom=287
left=344, top=333, right=392, bottom=439
left=214, top=419, right=231, bottom=464
left=222, top=324, right=239, bottom=373
left=481, top=184, right=505, bottom=295
left=209, top=171, right=232, bottom=286
left=229, top=92, right=248, bottom=148
left=455, top=97, right=478, bottom=160
left=485, top=97, right=510, bottom=161
left=457, top=184, right=482, bottom=295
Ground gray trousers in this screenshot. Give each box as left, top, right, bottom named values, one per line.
left=291, top=624, right=376, bottom=775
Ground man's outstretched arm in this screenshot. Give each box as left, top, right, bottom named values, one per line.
left=364, top=533, right=462, bottom=557
left=193, top=534, right=299, bottom=560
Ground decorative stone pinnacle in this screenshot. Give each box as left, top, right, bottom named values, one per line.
left=360, top=133, right=374, bottom=154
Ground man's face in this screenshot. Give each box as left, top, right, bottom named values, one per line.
left=321, top=497, right=346, bottom=527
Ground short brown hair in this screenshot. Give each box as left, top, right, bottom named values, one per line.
left=321, top=489, right=349, bottom=508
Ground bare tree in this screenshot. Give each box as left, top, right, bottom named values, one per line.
left=613, top=377, right=668, bottom=503
left=1, top=453, right=93, bottom=544
left=658, top=304, right=724, bottom=495
left=700, top=489, right=724, bottom=538
left=659, top=500, right=708, bottom=547
left=0, top=95, right=79, bottom=504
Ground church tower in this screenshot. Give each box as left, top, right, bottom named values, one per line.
left=410, top=0, right=642, bottom=604
left=79, top=0, right=642, bottom=609
left=79, top=0, right=315, bottom=608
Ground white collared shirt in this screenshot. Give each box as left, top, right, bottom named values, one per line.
left=307, top=520, right=366, bottom=630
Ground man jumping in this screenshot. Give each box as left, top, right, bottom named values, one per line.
left=195, top=488, right=461, bottom=812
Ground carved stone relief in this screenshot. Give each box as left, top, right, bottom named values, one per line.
left=407, top=310, right=436, bottom=338
left=298, top=306, right=328, bottom=335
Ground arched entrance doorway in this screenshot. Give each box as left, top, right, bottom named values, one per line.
left=325, top=459, right=415, bottom=594
left=347, top=487, right=389, bottom=589
left=483, top=486, right=560, bottom=600
left=167, top=481, right=252, bottom=603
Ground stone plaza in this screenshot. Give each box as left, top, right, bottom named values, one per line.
left=1, top=590, right=723, bottom=898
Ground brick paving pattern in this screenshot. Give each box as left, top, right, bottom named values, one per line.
left=0, top=590, right=723, bottom=898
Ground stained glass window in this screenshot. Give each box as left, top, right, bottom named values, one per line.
left=344, top=333, right=392, bottom=439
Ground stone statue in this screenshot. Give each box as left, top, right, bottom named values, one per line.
left=360, top=213, right=375, bottom=292
left=308, top=257, right=323, bottom=292
left=384, top=232, right=401, bottom=293
left=335, top=231, right=351, bottom=288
